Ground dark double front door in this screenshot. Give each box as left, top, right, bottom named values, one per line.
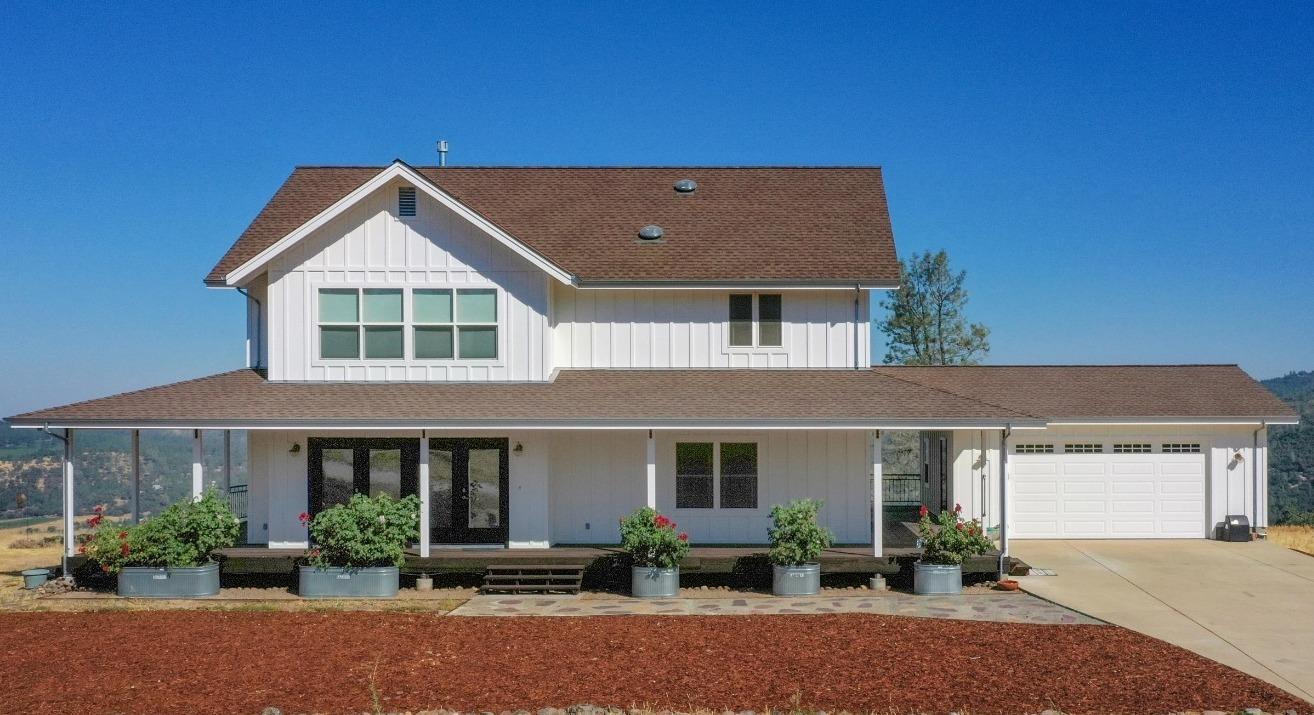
left=308, top=437, right=508, bottom=545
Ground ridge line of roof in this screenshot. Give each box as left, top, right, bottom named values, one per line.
left=290, top=165, right=886, bottom=170
left=869, top=367, right=1043, bottom=420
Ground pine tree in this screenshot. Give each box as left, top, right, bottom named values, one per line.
left=878, top=250, right=990, bottom=366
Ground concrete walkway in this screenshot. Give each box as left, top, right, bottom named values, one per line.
left=1013, top=539, right=1314, bottom=704
left=450, top=590, right=1098, bottom=624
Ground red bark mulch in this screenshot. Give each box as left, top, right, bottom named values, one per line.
left=0, top=611, right=1305, bottom=715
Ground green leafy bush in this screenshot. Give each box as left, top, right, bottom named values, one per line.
left=304, top=493, right=420, bottom=569
left=80, top=492, right=240, bottom=573
left=618, top=506, right=690, bottom=568
left=916, top=503, right=993, bottom=565
left=767, top=499, right=835, bottom=566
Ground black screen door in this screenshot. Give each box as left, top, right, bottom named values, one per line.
left=308, top=438, right=420, bottom=517
left=428, top=438, right=509, bottom=544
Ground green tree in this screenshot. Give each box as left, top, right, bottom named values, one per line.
left=878, top=250, right=990, bottom=366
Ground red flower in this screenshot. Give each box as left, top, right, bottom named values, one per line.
left=678, top=532, right=689, bottom=542
left=121, top=543, right=131, bottom=556
left=77, top=545, right=86, bottom=555
left=654, top=514, right=671, bottom=528
left=118, top=531, right=128, bottom=540
left=918, top=505, right=929, bottom=518
left=955, top=522, right=964, bottom=531
left=954, top=503, right=962, bottom=514
left=87, top=514, right=103, bottom=528
left=93, top=504, right=105, bottom=515
left=298, top=512, right=311, bottom=525
left=100, top=564, right=110, bottom=574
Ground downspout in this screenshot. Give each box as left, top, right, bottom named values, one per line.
left=997, top=424, right=1012, bottom=579
left=1253, top=421, right=1265, bottom=534
left=41, top=426, right=70, bottom=575
left=853, top=284, right=861, bottom=370
left=236, top=287, right=262, bottom=370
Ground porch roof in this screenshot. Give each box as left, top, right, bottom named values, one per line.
left=6, top=368, right=1042, bottom=430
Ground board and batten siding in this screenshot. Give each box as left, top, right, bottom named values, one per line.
left=551, top=285, right=871, bottom=369
left=261, top=178, right=553, bottom=382
left=549, top=429, right=874, bottom=544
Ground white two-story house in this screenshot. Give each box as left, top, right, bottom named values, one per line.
left=9, top=162, right=1296, bottom=568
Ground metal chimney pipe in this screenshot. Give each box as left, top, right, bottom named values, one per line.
left=436, top=140, right=449, bottom=167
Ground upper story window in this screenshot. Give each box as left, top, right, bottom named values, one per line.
left=317, top=287, right=497, bottom=361
left=728, top=293, right=782, bottom=348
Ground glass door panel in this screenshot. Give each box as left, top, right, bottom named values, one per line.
left=321, top=449, right=355, bottom=509
left=467, top=448, right=501, bottom=528
left=430, top=448, right=454, bottom=529
left=369, top=449, right=402, bottom=499
left=308, top=438, right=418, bottom=518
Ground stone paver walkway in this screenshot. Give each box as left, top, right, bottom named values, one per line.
left=449, top=590, right=1100, bottom=624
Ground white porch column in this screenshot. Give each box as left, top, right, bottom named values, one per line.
left=645, top=429, right=656, bottom=509
left=418, top=433, right=431, bottom=557
left=191, top=429, right=204, bottom=500
left=870, top=430, right=882, bottom=557
left=63, top=429, right=76, bottom=559
left=130, top=429, right=141, bottom=524
left=997, top=427, right=1011, bottom=578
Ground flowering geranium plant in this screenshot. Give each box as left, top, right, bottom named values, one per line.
left=81, top=491, right=240, bottom=574
left=304, top=493, right=420, bottom=569
left=767, top=499, right=835, bottom=566
left=916, top=503, right=993, bottom=566
left=618, top=506, right=690, bottom=568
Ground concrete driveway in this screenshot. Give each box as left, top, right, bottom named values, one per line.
left=1013, top=539, right=1314, bottom=704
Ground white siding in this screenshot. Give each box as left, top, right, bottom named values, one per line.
left=263, top=178, right=552, bottom=382
left=551, top=286, right=870, bottom=370
left=549, top=429, right=873, bottom=544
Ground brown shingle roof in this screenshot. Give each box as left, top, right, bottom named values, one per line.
left=6, top=369, right=1035, bottom=427
left=874, top=364, right=1296, bottom=421
left=204, top=166, right=898, bottom=286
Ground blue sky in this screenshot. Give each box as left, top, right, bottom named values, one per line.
left=1, top=3, right=1311, bottom=416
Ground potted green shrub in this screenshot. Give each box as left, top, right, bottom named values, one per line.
left=80, top=493, right=240, bottom=598
left=767, top=499, right=835, bottom=596
left=299, top=493, right=420, bottom=598
left=619, top=506, right=689, bottom=598
left=913, top=503, right=993, bottom=595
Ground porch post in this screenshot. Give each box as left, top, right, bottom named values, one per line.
left=63, top=429, right=76, bottom=560
left=222, top=430, right=232, bottom=493
left=418, top=433, right=431, bottom=557
left=645, top=429, right=656, bottom=509
left=870, top=430, right=882, bottom=557
left=130, top=429, right=141, bottom=524
left=191, top=429, right=204, bottom=501
left=997, top=427, right=1011, bottom=578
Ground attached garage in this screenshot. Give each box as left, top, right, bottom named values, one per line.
left=1010, top=444, right=1207, bottom=539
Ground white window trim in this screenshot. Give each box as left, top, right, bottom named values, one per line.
left=312, top=284, right=506, bottom=367
left=725, top=293, right=786, bottom=352
left=672, top=438, right=762, bottom=511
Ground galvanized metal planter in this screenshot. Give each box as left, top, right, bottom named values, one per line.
left=913, top=562, right=963, bottom=595
left=631, top=566, right=679, bottom=598
left=298, top=566, right=399, bottom=599
left=21, top=568, right=51, bottom=590
left=772, top=563, right=821, bottom=596
left=118, top=562, right=220, bottom=598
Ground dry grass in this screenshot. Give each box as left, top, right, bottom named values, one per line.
left=1267, top=525, right=1314, bottom=556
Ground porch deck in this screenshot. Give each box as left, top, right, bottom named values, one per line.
left=214, top=544, right=1010, bottom=577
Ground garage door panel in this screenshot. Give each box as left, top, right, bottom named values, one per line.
left=1010, top=450, right=1206, bottom=539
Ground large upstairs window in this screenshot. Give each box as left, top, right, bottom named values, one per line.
left=728, top=293, right=782, bottom=348
left=317, top=287, right=498, bottom=361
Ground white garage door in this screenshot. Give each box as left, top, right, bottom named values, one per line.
left=1010, top=449, right=1206, bottom=539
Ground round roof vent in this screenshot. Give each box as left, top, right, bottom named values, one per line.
left=674, top=179, right=698, bottom=193
left=638, top=224, right=664, bottom=241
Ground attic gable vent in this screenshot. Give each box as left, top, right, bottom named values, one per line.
left=674, top=179, right=698, bottom=193
left=397, top=186, right=417, bottom=217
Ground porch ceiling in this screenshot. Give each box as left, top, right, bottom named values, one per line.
left=6, top=368, right=1042, bottom=429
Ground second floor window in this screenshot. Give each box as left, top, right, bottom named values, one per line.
left=728, top=293, right=782, bottom=348
left=317, top=287, right=498, bottom=360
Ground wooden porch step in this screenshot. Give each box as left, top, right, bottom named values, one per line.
left=481, top=564, right=586, bottom=594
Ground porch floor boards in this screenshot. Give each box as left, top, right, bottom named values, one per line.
left=214, top=545, right=1006, bottom=576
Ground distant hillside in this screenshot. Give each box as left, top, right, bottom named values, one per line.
left=1263, top=371, right=1313, bottom=524
left=0, top=423, right=243, bottom=520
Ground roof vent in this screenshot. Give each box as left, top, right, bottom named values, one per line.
left=674, top=179, right=698, bottom=194
left=398, top=186, right=417, bottom=217
left=638, top=224, right=664, bottom=241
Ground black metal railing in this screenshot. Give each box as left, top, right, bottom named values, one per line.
left=882, top=473, right=923, bottom=506
left=227, top=484, right=249, bottom=520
